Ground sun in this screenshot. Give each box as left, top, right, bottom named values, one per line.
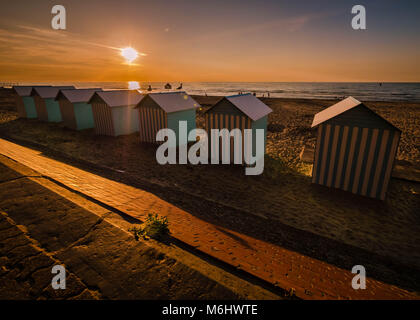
left=121, top=47, right=138, bottom=64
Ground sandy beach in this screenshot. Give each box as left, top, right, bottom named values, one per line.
left=0, top=91, right=419, bottom=292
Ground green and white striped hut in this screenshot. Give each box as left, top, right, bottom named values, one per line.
left=311, top=97, right=401, bottom=200
left=12, top=85, right=52, bottom=118
left=56, top=88, right=102, bottom=130
left=31, top=86, right=75, bottom=122
left=88, top=90, right=143, bottom=136
left=135, top=91, right=200, bottom=145
left=205, top=93, right=272, bottom=163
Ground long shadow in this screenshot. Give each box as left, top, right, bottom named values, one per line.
left=1, top=122, right=419, bottom=294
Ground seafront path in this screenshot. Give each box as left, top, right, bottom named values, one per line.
left=0, top=138, right=418, bottom=300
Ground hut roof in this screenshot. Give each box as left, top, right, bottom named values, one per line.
left=139, top=91, right=200, bottom=113
left=12, top=85, right=52, bottom=97
left=56, top=88, right=103, bottom=103
left=207, top=93, right=272, bottom=121
left=89, top=90, right=143, bottom=107
left=31, top=86, right=75, bottom=99
left=311, top=96, right=400, bottom=130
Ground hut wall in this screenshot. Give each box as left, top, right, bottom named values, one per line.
left=111, top=106, right=139, bottom=136
left=209, top=99, right=244, bottom=116
left=325, top=105, right=396, bottom=130
left=251, top=115, right=268, bottom=159
left=138, top=104, right=167, bottom=143
left=59, top=99, right=77, bottom=129
left=34, top=95, right=48, bottom=121
left=15, top=95, right=26, bottom=118
left=205, top=110, right=252, bottom=163
left=312, top=123, right=400, bottom=200
left=167, top=108, right=196, bottom=146
left=44, top=98, right=63, bottom=122
left=73, top=102, right=95, bottom=130
left=22, top=97, right=37, bottom=118
left=92, top=102, right=115, bottom=136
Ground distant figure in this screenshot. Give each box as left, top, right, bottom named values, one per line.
left=176, top=83, right=183, bottom=90
left=205, top=92, right=207, bottom=96
left=164, top=83, right=172, bottom=90
left=379, top=83, right=382, bottom=86
left=267, top=92, right=270, bottom=98
left=253, top=92, right=256, bottom=96
left=147, top=85, right=152, bottom=91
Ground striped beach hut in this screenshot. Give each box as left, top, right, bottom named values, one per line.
left=31, top=86, right=75, bottom=122
left=56, top=88, right=101, bottom=130
left=88, top=90, right=143, bottom=136
left=205, top=93, right=272, bottom=163
left=135, top=91, right=199, bottom=145
left=311, top=96, right=401, bottom=200
left=12, top=85, right=52, bottom=118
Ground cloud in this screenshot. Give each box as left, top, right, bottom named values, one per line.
left=0, top=23, right=147, bottom=79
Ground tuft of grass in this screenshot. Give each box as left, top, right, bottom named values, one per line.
left=129, top=213, right=170, bottom=241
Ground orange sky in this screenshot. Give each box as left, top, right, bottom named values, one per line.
left=0, top=1, right=419, bottom=82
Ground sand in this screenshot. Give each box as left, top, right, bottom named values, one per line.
left=0, top=94, right=419, bottom=292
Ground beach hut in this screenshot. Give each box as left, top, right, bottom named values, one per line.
left=205, top=93, right=272, bottom=163
left=56, top=88, right=101, bottom=130
left=12, top=85, right=52, bottom=118
left=31, top=86, right=75, bottom=122
left=311, top=96, right=401, bottom=200
left=135, top=91, right=199, bottom=145
left=88, top=90, right=143, bottom=136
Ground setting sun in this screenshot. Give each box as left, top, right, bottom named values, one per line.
left=121, top=47, right=138, bottom=64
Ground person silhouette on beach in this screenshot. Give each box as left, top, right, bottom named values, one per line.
left=177, top=83, right=183, bottom=90
left=164, top=83, right=172, bottom=90
left=147, top=85, right=152, bottom=91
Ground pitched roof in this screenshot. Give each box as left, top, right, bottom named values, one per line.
left=89, top=90, right=143, bottom=107
left=311, top=96, right=361, bottom=128
left=310, top=96, right=402, bottom=132
left=12, top=85, right=52, bottom=97
left=56, top=88, right=103, bottom=103
left=207, top=93, right=272, bottom=121
left=31, top=86, right=75, bottom=99
left=139, top=91, right=200, bottom=113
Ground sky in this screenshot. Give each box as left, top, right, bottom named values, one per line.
left=0, top=0, right=419, bottom=82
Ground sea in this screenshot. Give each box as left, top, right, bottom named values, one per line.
left=4, top=81, right=420, bottom=102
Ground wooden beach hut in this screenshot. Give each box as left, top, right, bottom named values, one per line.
left=311, top=96, right=401, bottom=200
left=205, top=93, right=272, bottom=163
left=31, top=86, right=75, bottom=122
left=56, top=88, right=101, bottom=130
left=88, top=90, right=143, bottom=136
left=12, top=85, right=52, bottom=118
left=135, top=91, right=199, bottom=145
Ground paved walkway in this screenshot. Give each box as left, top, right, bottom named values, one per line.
left=0, top=210, right=98, bottom=300
left=0, top=138, right=418, bottom=299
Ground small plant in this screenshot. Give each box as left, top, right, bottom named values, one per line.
left=129, top=213, right=170, bottom=241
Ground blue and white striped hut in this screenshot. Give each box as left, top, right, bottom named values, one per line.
left=311, top=97, right=401, bottom=200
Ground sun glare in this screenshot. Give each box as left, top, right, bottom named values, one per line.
left=128, top=81, right=140, bottom=90
left=121, top=47, right=138, bottom=64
